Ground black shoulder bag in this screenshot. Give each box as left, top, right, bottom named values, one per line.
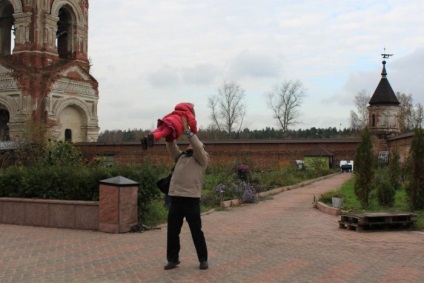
left=156, top=153, right=184, bottom=194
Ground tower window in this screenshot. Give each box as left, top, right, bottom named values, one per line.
left=372, top=114, right=376, bottom=127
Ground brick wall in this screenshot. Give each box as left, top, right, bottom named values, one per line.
left=387, top=132, right=413, bottom=163
left=0, top=178, right=139, bottom=233
left=77, top=135, right=413, bottom=169
left=77, top=139, right=361, bottom=169
left=0, top=198, right=98, bottom=230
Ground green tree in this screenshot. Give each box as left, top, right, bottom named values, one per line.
left=388, top=147, right=401, bottom=190
left=354, top=126, right=374, bottom=208
left=405, top=127, right=424, bottom=210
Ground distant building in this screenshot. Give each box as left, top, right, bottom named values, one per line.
left=368, top=58, right=401, bottom=156
left=0, top=0, right=99, bottom=143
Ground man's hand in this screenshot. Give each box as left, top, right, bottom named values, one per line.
left=182, top=116, right=190, bottom=132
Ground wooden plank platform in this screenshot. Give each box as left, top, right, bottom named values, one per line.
left=338, top=212, right=417, bottom=232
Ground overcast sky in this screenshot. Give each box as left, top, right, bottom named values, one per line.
left=88, top=0, right=424, bottom=132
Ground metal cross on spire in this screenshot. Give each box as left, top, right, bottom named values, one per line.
left=380, top=48, right=393, bottom=78
left=381, top=48, right=393, bottom=59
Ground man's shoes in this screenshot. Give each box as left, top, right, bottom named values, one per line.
left=141, top=137, right=148, bottom=150
left=164, top=260, right=180, bottom=270
left=199, top=261, right=208, bottom=270
left=147, top=133, right=154, bottom=148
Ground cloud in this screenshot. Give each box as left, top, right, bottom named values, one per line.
left=147, top=65, right=180, bottom=87
left=228, top=51, right=284, bottom=79
left=182, top=64, right=220, bottom=85
left=339, top=49, right=424, bottom=107
left=88, top=1, right=424, bottom=132
left=390, top=49, right=424, bottom=101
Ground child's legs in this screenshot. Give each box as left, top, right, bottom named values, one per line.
left=151, top=125, right=173, bottom=141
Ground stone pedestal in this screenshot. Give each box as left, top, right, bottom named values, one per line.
left=98, top=176, right=139, bottom=233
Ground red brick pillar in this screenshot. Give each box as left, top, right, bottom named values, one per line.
left=98, top=176, right=139, bottom=233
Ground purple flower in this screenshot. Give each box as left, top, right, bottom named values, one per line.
left=237, top=165, right=249, bottom=174
left=236, top=181, right=256, bottom=203
left=214, top=184, right=225, bottom=194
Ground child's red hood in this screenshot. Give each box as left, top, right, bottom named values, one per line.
left=175, top=102, right=194, bottom=113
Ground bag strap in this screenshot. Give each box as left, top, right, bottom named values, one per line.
left=170, top=152, right=185, bottom=173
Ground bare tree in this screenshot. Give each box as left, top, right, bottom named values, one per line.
left=208, top=81, right=246, bottom=138
left=396, top=92, right=413, bottom=132
left=411, top=103, right=424, bottom=129
left=265, top=80, right=306, bottom=132
left=350, top=90, right=370, bottom=131
left=396, top=92, right=424, bottom=131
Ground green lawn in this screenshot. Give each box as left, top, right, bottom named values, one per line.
left=319, top=177, right=424, bottom=230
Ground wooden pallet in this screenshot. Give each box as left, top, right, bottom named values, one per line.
left=338, top=212, right=417, bottom=232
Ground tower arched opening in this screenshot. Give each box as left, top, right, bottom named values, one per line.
left=57, top=5, right=76, bottom=59
left=0, top=1, right=14, bottom=56
left=0, top=105, right=10, bottom=141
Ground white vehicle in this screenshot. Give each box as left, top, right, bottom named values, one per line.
left=340, top=160, right=354, bottom=172
left=295, top=160, right=304, bottom=170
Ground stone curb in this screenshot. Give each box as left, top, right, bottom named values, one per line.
left=316, top=201, right=342, bottom=216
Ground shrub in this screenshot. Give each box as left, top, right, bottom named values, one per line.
left=0, top=166, right=23, bottom=197
left=354, top=126, right=374, bottom=208
left=0, top=159, right=167, bottom=223
left=143, top=199, right=168, bottom=227
left=240, top=181, right=257, bottom=203
left=42, top=141, right=85, bottom=166
left=201, top=179, right=260, bottom=206
left=376, top=179, right=395, bottom=207
left=201, top=183, right=224, bottom=207
left=304, top=157, right=329, bottom=176
left=388, top=147, right=402, bottom=190
left=405, top=127, right=424, bottom=210
left=236, top=164, right=250, bottom=181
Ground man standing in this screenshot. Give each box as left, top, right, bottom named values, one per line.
left=164, top=116, right=209, bottom=270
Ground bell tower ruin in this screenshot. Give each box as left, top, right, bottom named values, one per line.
left=0, top=0, right=99, bottom=142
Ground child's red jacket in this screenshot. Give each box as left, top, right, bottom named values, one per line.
left=157, top=102, right=197, bottom=139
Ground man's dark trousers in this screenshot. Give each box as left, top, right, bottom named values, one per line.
left=167, top=197, right=208, bottom=263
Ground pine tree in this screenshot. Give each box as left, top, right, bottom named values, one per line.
left=388, top=147, right=401, bottom=190
left=354, top=126, right=374, bottom=208
left=405, top=127, right=424, bottom=210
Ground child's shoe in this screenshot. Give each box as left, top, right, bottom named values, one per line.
left=147, top=133, right=154, bottom=148
left=165, top=135, right=175, bottom=143
left=141, top=137, right=148, bottom=150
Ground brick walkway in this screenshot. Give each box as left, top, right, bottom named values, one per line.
left=1, top=173, right=423, bottom=283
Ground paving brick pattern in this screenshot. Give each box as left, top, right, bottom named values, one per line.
left=1, top=173, right=423, bottom=282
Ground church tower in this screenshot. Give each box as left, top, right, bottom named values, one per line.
left=368, top=58, right=400, bottom=137
left=368, top=55, right=400, bottom=157
left=0, top=0, right=99, bottom=142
